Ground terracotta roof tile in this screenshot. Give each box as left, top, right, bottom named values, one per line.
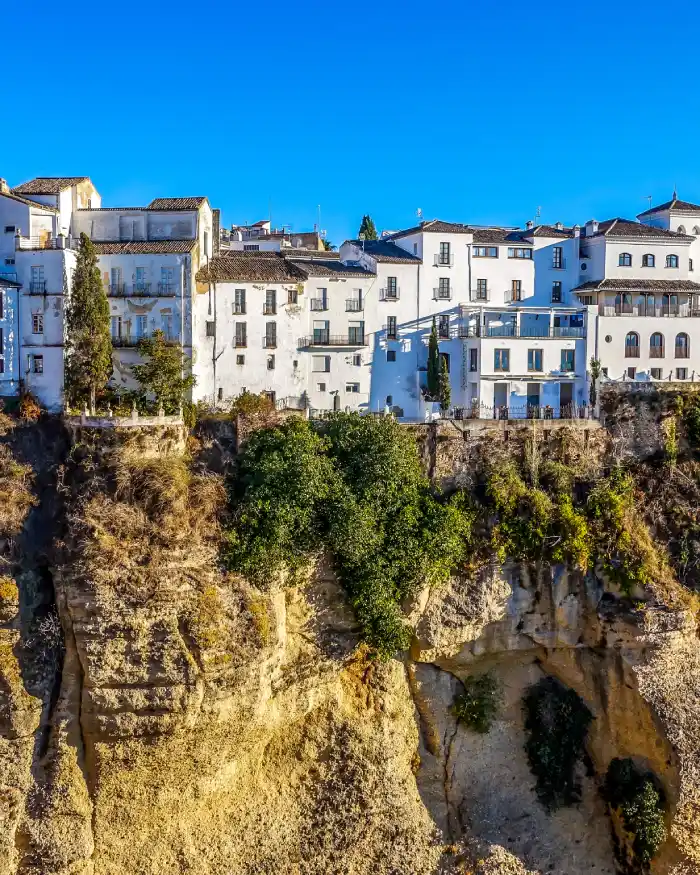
left=471, top=228, right=531, bottom=245
left=573, top=278, right=700, bottom=292
left=387, top=219, right=473, bottom=240
left=92, top=240, right=196, bottom=255
left=638, top=198, right=700, bottom=218
left=527, top=224, right=575, bottom=239
left=197, top=253, right=307, bottom=283
left=290, top=258, right=375, bottom=278
left=346, top=240, right=422, bottom=263
left=13, top=177, right=89, bottom=194
left=585, top=218, right=693, bottom=240
left=148, top=197, right=208, bottom=210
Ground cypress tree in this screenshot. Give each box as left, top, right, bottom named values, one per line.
left=64, top=233, right=112, bottom=410
left=132, top=330, right=195, bottom=412
left=427, top=317, right=440, bottom=399
left=439, top=356, right=451, bottom=412
left=358, top=215, right=378, bottom=240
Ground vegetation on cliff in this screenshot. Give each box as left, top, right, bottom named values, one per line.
left=604, top=757, right=667, bottom=866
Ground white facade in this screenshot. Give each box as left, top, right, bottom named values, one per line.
left=0, top=277, right=21, bottom=396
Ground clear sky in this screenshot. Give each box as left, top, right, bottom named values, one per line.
left=4, top=0, right=700, bottom=245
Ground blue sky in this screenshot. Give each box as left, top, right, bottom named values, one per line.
left=4, top=0, right=700, bottom=245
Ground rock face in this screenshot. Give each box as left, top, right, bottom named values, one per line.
left=1, top=419, right=700, bottom=874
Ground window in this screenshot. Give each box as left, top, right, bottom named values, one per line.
left=287, top=288, right=298, bottom=305
left=345, top=382, right=360, bottom=393
left=439, top=242, right=451, bottom=265
left=473, top=246, right=498, bottom=258
left=413, top=243, right=418, bottom=255
left=217, top=387, right=223, bottom=402
left=438, top=314, right=450, bottom=338
left=678, top=226, right=686, bottom=235
left=30, top=265, right=44, bottom=293
left=386, top=395, right=393, bottom=406
left=0, top=291, right=3, bottom=320
left=32, top=355, right=43, bottom=374
left=552, top=246, right=563, bottom=269
left=627, top=367, right=636, bottom=379
left=638, top=294, right=656, bottom=316
left=235, top=322, right=247, bottom=347
left=619, top=252, right=632, bottom=267
left=651, top=368, right=662, bottom=379
left=312, top=355, right=330, bottom=372
left=662, top=293, right=679, bottom=315
left=469, top=348, right=478, bottom=372
left=625, top=331, right=640, bottom=356
left=510, top=280, right=522, bottom=301
left=561, top=349, right=575, bottom=371
left=386, top=277, right=397, bottom=298
left=691, top=259, right=694, bottom=272
left=0, top=358, right=3, bottom=375
left=348, top=321, right=365, bottom=345
left=494, top=349, right=510, bottom=371
left=352, top=354, right=362, bottom=366
left=243, top=244, right=259, bottom=251
left=437, top=277, right=451, bottom=299
left=387, top=315, right=397, bottom=339
left=32, top=313, right=43, bottom=334
left=317, top=382, right=326, bottom=392
left=642, top=254, right=655, bottom=267
left=264, top=289, right=276, bottom=315
left=0, top=327, right=3, bottom=355
left=206, top=321, right=215, bottom=337
left=135, top=315, right=148, bottom=338
left=579, top=295, right=594, bottom=305
left=666, top=254, right=679, bottom=268
left=4, top=225, right=15, bottom=234
left=313, top=320, right=329, bottom=344
left=236, top=354, right=245, bottom=365
left=677, top=368, right=688, bottom=380
left=475, top=278, right=488, bottom=300
left=507, top=247, right=532, bottom=259
left=160, top=267, right=175, bottom=294
left=110, top=316, right=122, bottom=339
left=4, top=258, right=14, bottom=265
left=265, top=322, right=277, bottom=348
left=676, top=332, right=690, bottom=358
left=528, top=349, right=543, bottom=371
left=387, top=350, right=396, bottom=362
left=161, top=314, right=173, bottom=340
left=234, top=289, right=246, bottom=314
left=615, top=293, right=633, bottom=314
left=267, top=354, right=275, bottom=370
left=551, top=281, right=562, bottom=303
left=650, top=332, right=664, bottom=357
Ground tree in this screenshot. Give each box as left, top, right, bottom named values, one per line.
left=589, top=358, right=602, bottom=408
left=64, top=233, right=112, bottom=410
left=322, top=239, right=336, bottom=251
left=427, top=317, right=440, bottom=399
left=131, top=330, right=195, bottom=412
left=439, top=355, right=451, bottom=412
left=358, top=215, right=378, bottom=240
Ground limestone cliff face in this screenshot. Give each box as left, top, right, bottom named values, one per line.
left=1, top=418, right=700, bottom=874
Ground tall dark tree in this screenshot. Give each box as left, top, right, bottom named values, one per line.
left=132, top=330, right=195, bottom=412
left=322, top=238, right=336, bottom=251
left=589, top=358, right=602, bottom=408
left=439, top=356, right=451, bottom=412
left=358, top=215, right=378, bottom=240
left=427, top=317, right=440, bottom=399
left=64, top=233, right=112, bottom=410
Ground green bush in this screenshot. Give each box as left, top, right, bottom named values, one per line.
left=523, top=677, right=593, bottom=810
left=604, top=758, right=666, bottom=865
left=452, top=672, right=501, bottom=733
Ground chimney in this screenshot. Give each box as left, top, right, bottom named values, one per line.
left=585, top=219, right=599, bottom=235
left=573, top=224, right=580, bottom=238
left=555, top=221, right=564, bottom=231
left=525, top=220, right=534, bottom=230
left=212, top=208, right=220, bottom=257
left=0, top=178, right=8, bottom=194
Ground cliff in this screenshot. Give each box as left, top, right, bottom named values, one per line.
left=1, top=399, right=700, bottom=875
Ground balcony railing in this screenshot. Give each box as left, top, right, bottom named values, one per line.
left=298, top=334, right=366, bottom=347
left=625, top=345, right=640, bottom=358
left=235, top=338, right=247, bottom=348
left=111, top=337, right=137, bottom=347
left=263, top=336, right=277, bottom=349
left=433, top=288, right=452, bottom=301
left=551, top=258, right=567, bottom=269
left=433, top=254, right=455, bottom=267
left=600, top=303, right=700, bottom=317
left=158, top=282, right=176, bottom=295
left=379, top=288, right=400, bottom=301
left=263, top=304, right=277, bottom=315
left=504, top=289, right=524, bottom=303
left=470, top=289, right=489, bottom=302
left=109, top=283, right=126, bottom=295
left=29, top=281, right=46, bottom=294
left=310, top=299, right=328, bottom=310
left=133, top=282, right=152, bottom=295
left=676, top=345, right=690, bottom=358
left=457, top=324, right=585, bottom=339
left=649, top=347, right=665, bottom=358
left=233, top=304, right=246, bottom=314
left=346, top=299, right=363, bottom=311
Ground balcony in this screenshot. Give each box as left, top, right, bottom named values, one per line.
left=650, top=346, right=665, bottom=358
left=29, top=281, right=46, bottom=294
left=504, top=288, right=524, bottom=303
left=263, top=337, right=277, bottom=349
left=380, top=287, right=400, bottom=301
left=158, top=282, right=176, bottom=295
left=263, top=304, right=277, bottom=315
left=551, top=258, right=567, bottom=270
left=433, top=254, right=455, bottom=267
left=433, top=288, right=452, bottom=301
left=235, top=338, right=247, bottom=348
left=457, top=324, right=585, bottom=339
left=346, top=299, right=363, bottom=311
left=599, top=303, right=700, bottom=318
left=233, top=304, right=246, bottom=314
left=109, top=283, right=127, bottom=295
left=298, top=333, right=366, bottom=348
left=470, top=288, right=489, bottom=302
left=310, top=299, right=328, bottom=311
left=625, top=345, right=640, bottom=358
left=111, top=337, right=137, bottom=348
left=133, top=282, right=152, bottom=295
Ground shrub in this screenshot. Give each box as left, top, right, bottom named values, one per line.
left=453, top=672, right=501, bottom=733
left=247, top=592, right=271, bottom=646
left=18, top=390, right=42, bottom=423
left=604, top=758, right=666, bottom=865
left=229, top=390, right=275, bottom=418
left=523, top=677, right=593, bottom=810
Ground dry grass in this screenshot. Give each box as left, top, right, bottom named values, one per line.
left=247, top=593, right=271, bottom=646
left=0, top=443, right=36, bottom=536
left=0, top=576, right=18, bottom=603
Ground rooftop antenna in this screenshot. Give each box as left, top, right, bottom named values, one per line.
left=673, top=184, right=678, bottom=201
left=535, top=205, right=542, bottom=225
left=317, top=204, right=321, bottom=234
left=416, top=207, right=423, bottom=220
left=359, top=231, right=366, bottom=252
left=644, top=195, right=652, bottom=211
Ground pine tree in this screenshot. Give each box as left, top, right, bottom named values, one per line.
left=427, top=317, right=440, bottom=399
left=589, top=358, right=602, bottom=408
left=358, top=215, right=378, bottom=240
left=131, top=330, right=195, bottom=412
left=439, top=356, right=451, bottom=412
left=64, top=233, right=112, bottom=410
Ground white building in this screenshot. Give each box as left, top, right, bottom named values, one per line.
left=220, top=219, right=325, bottom=253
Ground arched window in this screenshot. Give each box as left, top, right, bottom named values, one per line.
left=677, top=225, right=686, bottom=235
left=693, top=226, right=700, bottom=235
left=650, top=332, right=665, bottom=357
left=676, top=332, right=690, bottom=358
left=642, top=253, right=655, bottom=267
left=619, top=252, right=632, bottom=267
left=637, top=294, right=656, bottom=316
left=663, top=294, right=679, bottom=315
left=615, top=293, right=633, bottom=314
left=625, top=332, right=640, bottom=357
left=666, top=254, right=679, bottom=268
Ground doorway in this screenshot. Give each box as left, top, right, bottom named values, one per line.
left=560, top=382, right=573, bottom=417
